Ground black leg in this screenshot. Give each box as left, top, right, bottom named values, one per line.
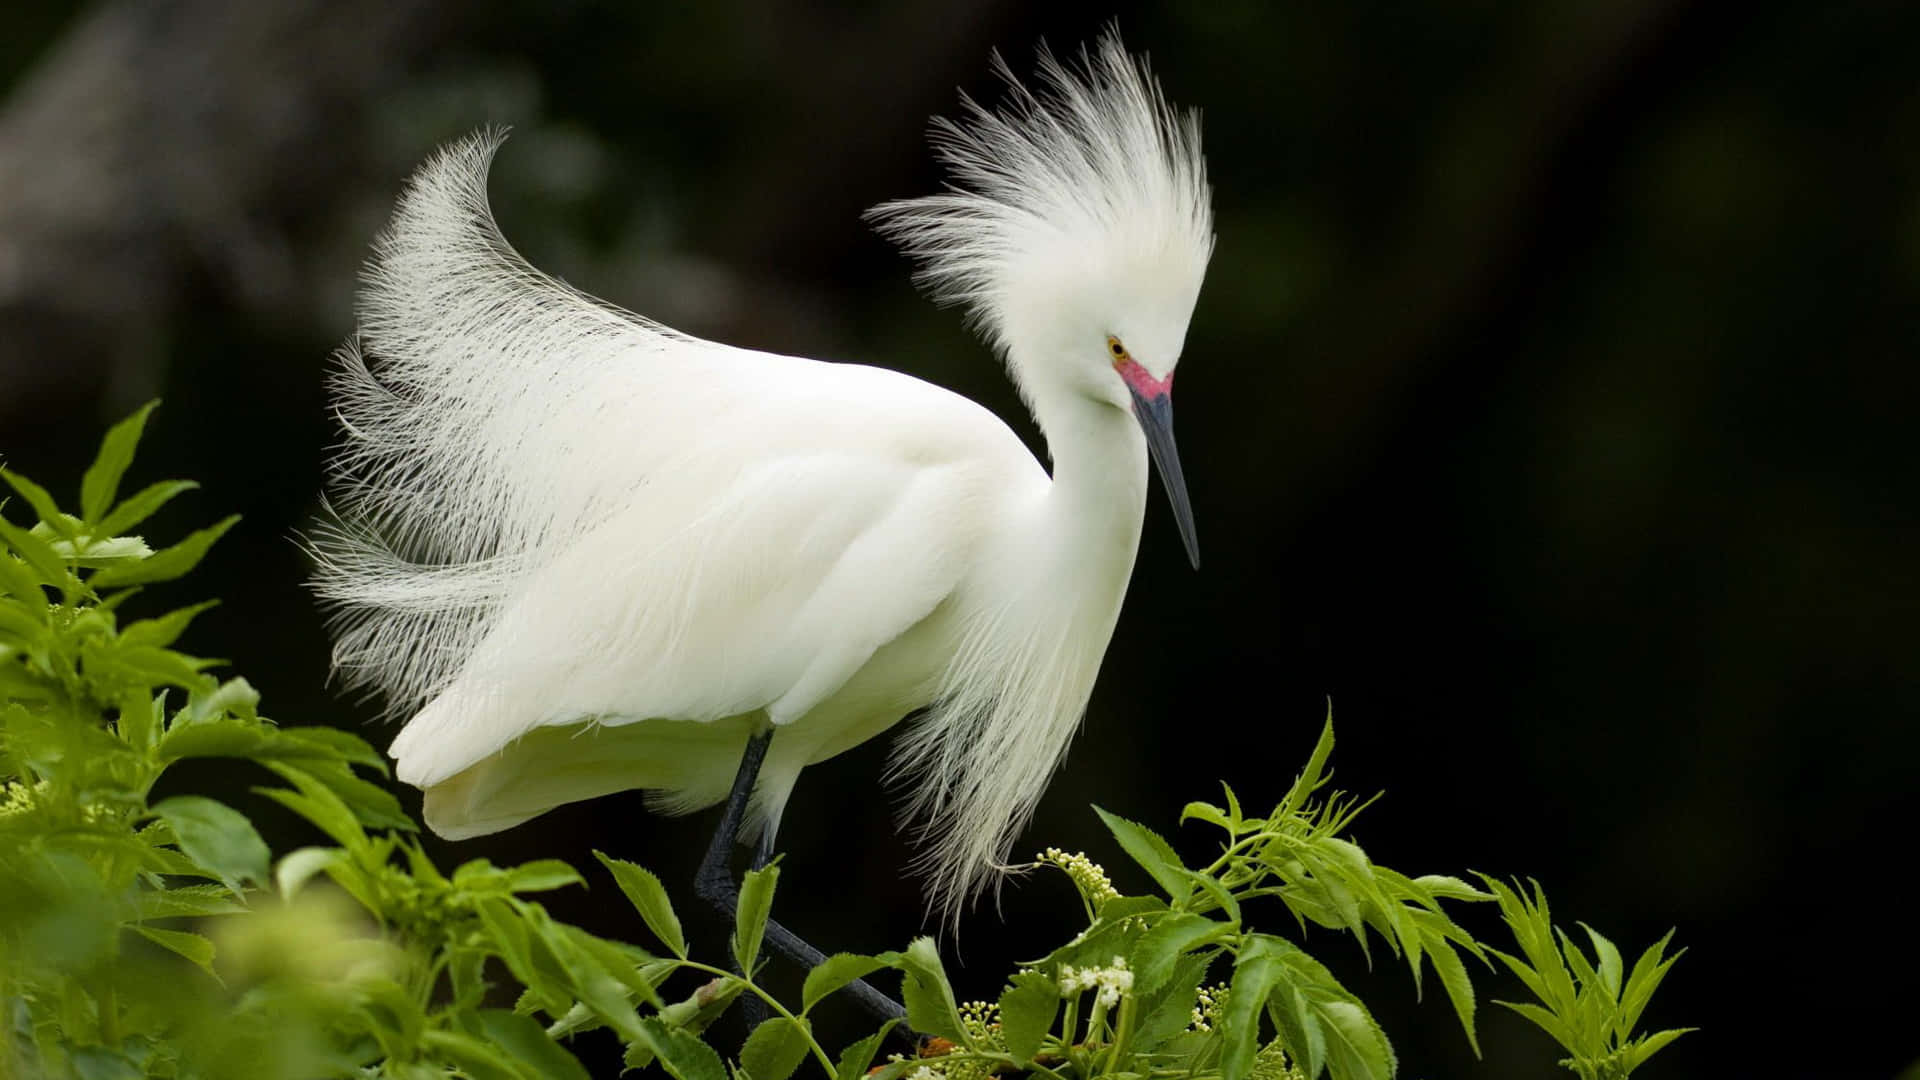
left=693, top=726, right=909, bottom=1030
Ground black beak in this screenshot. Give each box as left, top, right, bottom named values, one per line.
left=1128, top=387, right=1200, bottom=569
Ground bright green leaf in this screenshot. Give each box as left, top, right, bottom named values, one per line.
left=1222, top=938, right=1287, bottom=1080
left=474, top=1008, right=593, bottom=1080
left=633, top=1016, right=730, bottom=1080
left=996, top=970, right=1058, bottom=1063
left=81, top=402, right=158, bottom=524
left=803, top=952, right=888, bottom=1012
left=152, top=795, right=271, bottom=894
left=733, top=863, right=778, bottom=974
left=91, top=515, right=238, bottom=588
left=596, top=850, right=687, bottom=958
left=96, top=479, right=198, bottom=538
left=1093, top=806, right=1193, bottom=903
left=1, top=468, right=74, bottom=540
left=741, top=1017, right=814, bottom=1080
left=831, top=1022, right=897, bottom=1080
left=130, top=924, right=216, bottom=976
left=1130, top=911, right=1222, bottom=996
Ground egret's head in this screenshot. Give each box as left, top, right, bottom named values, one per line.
left=868, top=29, right=1212, bottom=566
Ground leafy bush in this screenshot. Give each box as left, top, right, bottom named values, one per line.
left=0, top=406, right=1692, bottom=1079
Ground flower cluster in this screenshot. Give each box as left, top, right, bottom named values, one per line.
left=1191, top=983, right=1229, bottom=1032
left=1059, top=955, right=1134, bottom=1008
left=1037, top=848, right=1120, bottom=905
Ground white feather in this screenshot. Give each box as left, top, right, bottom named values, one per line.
left=313, top=27, right=1213, bottom=920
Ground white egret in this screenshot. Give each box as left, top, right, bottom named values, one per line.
left=312, top=30, right=1212, bottom=987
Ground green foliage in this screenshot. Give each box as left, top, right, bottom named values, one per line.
left=1477, top=877, right=1694, bottom=1080
left=1, top=407, right=1695, bottom=1079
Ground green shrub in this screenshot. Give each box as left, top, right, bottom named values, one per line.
left=0, top=406, right=1691, bottom=1079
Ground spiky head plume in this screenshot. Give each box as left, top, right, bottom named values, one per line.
left=867, top=29, right=1214, bottom=374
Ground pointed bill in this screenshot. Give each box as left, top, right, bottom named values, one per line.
left=1127, top=386, right=1200, bottom=569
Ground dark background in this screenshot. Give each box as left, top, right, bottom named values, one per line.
left=3, top=2, right=1915, bottom=1077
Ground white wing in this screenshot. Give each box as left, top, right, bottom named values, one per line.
left=312, top=132, right=1045, bottom=830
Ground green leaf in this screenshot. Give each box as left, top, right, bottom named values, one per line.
left=0, top=550, right=45, bottom=605
left=1, top=467, right=74, bottom=539
left=130, top=924, right=216, bottom=976
left=596, top=850, right=687, bottom=958
left=473, top=1008, right=593, bottom=1080
left=0, top=517, right=73, bottom=590
left=97, top=479, right=198, bottom=537
left=733, top=863, right=779, bottom=974
left=133, top=883, right=247, bottom=919
left=419, top=1029, right=531, bottom=1080
left=152, top=795, right=271, bottom=894
left=275, top=846, right=347, bottom=899
left=633, top=1016, right=730, bottom=1080
left=831, top=1022, right=897, bottom=1080
left=1315, top=998, right=1396, bottom=1080
left=118, top=601, right=216, bottom=649
left=1275, top=707, right=1337, bottom=819
left=272, top=724, right=387, bottom=772
left=1625, top=1027, right=1694, bottom=1070
left=996, top=970, right=1058, bottom=1063
left=253, top=762, right=366, bottom=851
left=82, top=401, right=158, bottom=523
left=1093, top=806, right=1193, bottom=904
left=1134, top=950, right=1214, bottom=1051
left=1413, top=914, right=1480, bottom=1055
left=91, top=515, right=238, bottom=588
left=1130, top=911, right=1223, bottom=996
left=1222, top=938, right=1287, bottom=1080
left=505, top=859, right=585, bottom=893
left=741, top=1017, right=814, bottom=1080
left=803, top=952, right=888, bottom=1012
left=1617, top=931, right=1682, bottom=1040
left=890, top=937, right=966, bottom=1044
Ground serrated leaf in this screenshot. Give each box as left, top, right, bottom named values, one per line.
left=1414, top=916, right=1480, bottom=1055
left=890, top=937, right=965, bottom=1044
left=831, top=1022, right=897, bottom=1080
left=1181, top=801, right=1232, bottom=830
left=133, top=883, right=247, bottom=919
left=1130, top=911, right=1223, bottom=996
left=152, top=795, right=270, bottom=895
left=82, top=402, right=158, bottom=523
left=272, top=724, right=387, bottom=772
left=253, top=762, right=365, bottom=851
left=1222, top=938, right=1287, bottom=1080
left=1, top=468, right=73, bottom=539
left=1315, top=998, right=1396, bottom=1080
left=130, top=924, right=216, bottom=976
left=0, top=551, right=45, bottom=605
left=733, top=863, right=778, bottom=973
left=1411, top=874, right=1493, bottom=902
left=1276, top=707, right=1336, bottom=819
left=997, top=970, right=1057, bottom=1063
left=1134, top=949, right=1214, bottom=1051
left=1093, top=806, right=1193, bottom=903
left=1494, top=999, right=1576, bottom=1052
left=634, top=1016, right=729, bottom=1080
left=803, top=952, right=888, bottom=1012
left=117, top=601, right=216, bottom=650
left=741, top=1017, right=814, bottom=1080
left=97, top=479, right=198, bottom=537
left=596, top=851, right=686, bottom=958
left=1617, top=931, right=1681, bottom=1039
left=506, top=859, right=585, bottom=893
left=1625, top=1027, right=1694, bottom=1069
left=90, top=515, right=238, bottom=588
left=0, top=517, right=73, bottom=590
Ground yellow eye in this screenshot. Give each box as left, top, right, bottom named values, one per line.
left=1107, top=336, right=1130, bottom=364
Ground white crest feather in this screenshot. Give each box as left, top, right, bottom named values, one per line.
left=866, top=29, right=1213, bottom=361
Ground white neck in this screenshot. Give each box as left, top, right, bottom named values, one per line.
left=1022, top=367, right=1151, bottom=598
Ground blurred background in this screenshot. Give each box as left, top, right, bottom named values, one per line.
left=2, top=1, right=1915, bottom=1076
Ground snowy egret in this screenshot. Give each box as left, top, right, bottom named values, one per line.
left=313, top=29, right=1211, bottom=978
